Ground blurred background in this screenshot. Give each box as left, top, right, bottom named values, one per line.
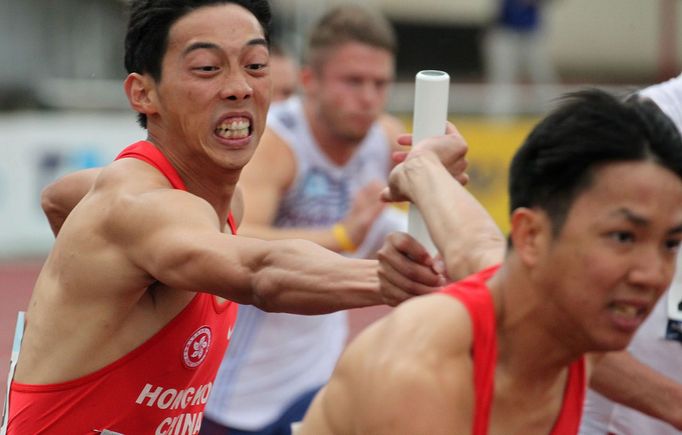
left=0, top=0, right=680, bottom=395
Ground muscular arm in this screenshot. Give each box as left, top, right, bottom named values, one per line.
left=238, top=126, right=385, bottom=252
left=41, top=168, right=101, bottom=235
left=589, top=351, right=682, bottom=429
left=384, top=146, right=505, bottom=281
left=238, top=127, right=340, bottom=248
left=408, top=155, right=505, bottom=279
left=100, top=159, right=384, bottom=314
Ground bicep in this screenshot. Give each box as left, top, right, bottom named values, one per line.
left=107, top=189, right=357, bottom=310
left=106, top=189, right=264, bottom=302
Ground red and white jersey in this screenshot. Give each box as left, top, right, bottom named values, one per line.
left=7, top=141, right=238, bottom=434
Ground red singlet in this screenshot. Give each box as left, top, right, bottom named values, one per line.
left=8, top=141, right=239, bottom=434
left=441, top=265, right=586, bottom=435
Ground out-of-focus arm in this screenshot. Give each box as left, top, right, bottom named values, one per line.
left=238, top=126, right=385, bottom=252
left=382, top=126, right=505, bottom=280
left=589, top=351, right=682, bottom=430
left=41, top=168, right=101, bottom=236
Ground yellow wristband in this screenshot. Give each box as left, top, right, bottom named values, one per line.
left=332, top=223, right=357, bottom=253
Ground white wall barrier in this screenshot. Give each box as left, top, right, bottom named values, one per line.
left=0, top=111, right=144, bottom=258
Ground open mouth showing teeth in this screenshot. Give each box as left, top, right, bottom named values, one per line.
left=609, top=303, right=645, bottom=319
left=216, top=117, right=251, bottom=139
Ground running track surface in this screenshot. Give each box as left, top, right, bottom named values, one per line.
left=0, top=260, right=392, bottom=410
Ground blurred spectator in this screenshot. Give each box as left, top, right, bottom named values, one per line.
left=484, top=0, right=558, bottom=116
left=269, top=43, right=299, bottom=102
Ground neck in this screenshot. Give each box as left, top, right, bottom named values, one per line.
left=489, top=262, right=584, bottom=381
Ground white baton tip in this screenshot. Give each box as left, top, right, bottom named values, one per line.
left=416, top=70, right=449, bottom=81
left=412, top=70, right=450, bottom=145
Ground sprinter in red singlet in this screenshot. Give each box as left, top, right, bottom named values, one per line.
left=4, top=1, right=468, bottom=433
left=299, top=90, right=682, bottom=434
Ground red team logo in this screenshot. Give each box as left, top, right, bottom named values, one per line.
left=183, top=326, right=211, bottom=368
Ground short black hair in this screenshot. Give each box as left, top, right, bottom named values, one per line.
left=124, top=0, right=272, bottom=128
left=509, top=88, right=682, bottom=235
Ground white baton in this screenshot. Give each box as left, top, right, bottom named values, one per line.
left=407, top=70, right=450, bottom=256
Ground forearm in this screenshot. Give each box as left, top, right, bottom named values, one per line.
left=590, top=351, right=682, bottom=429
left=153, top=235, right=382, bottom=314
left=404, top=155, right=506, bottom=279
left=249, top=239, right=381, bottom=313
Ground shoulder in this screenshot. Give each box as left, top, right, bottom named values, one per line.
left=241, top=126, right=296, bottom=188
left=321, top=293, right=474, bottom=433
left=94, top=158, right=198, bottom=205
left=251, top=124, right=296, bottom=164
left=258, top=125, right=295, bottom=154
left=266, top=98, right=302, bottom=140
left=382, top=293, right=474, bottom=357
left=377, top=114, right=406, bottom=144
left=361, top=293, right=474, bottom=386
left=94, top=157, right=167, bottom=193
left=44, top=159, right=220, bottom=298
left=378, top=113, right=406, bottom=137
left=90, top=159, right=220, bottom=239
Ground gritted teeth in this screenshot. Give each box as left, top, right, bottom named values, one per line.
left=216, top=116, right=251, bottom=139
left=609, top=302, right=643, bottom=318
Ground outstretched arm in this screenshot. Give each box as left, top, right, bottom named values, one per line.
left=103, top=181, right=385, bottom=314
left=589, top=351, right=682, bottom=429
left=41, top=168, right=101, bottom=235
left=114, top=131, right=469, bottom=313
left=237, top=126, right=386, bottom=252
left=381, top=124, right=506, bottom=281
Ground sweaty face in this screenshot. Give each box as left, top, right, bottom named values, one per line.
left=149, top=4, right=271, bottom=171
left=310, top=42, right=394, bottom=143
left=534, top=161, right=682, bottom=352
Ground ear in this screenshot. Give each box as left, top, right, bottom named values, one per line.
left=124, top=73, right=158, bottom=117
left=509, top=207, right=551, bottom=267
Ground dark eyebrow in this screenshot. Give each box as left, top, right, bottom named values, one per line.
left=182, top=38, right=268, bottom=57
left=611, top=208, right=648, bottom=227
left=182, top=42, right=220, bottom=56
left=611, top=207, right=682, bottom=234
left=246, top=38, right=269, bottom=49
